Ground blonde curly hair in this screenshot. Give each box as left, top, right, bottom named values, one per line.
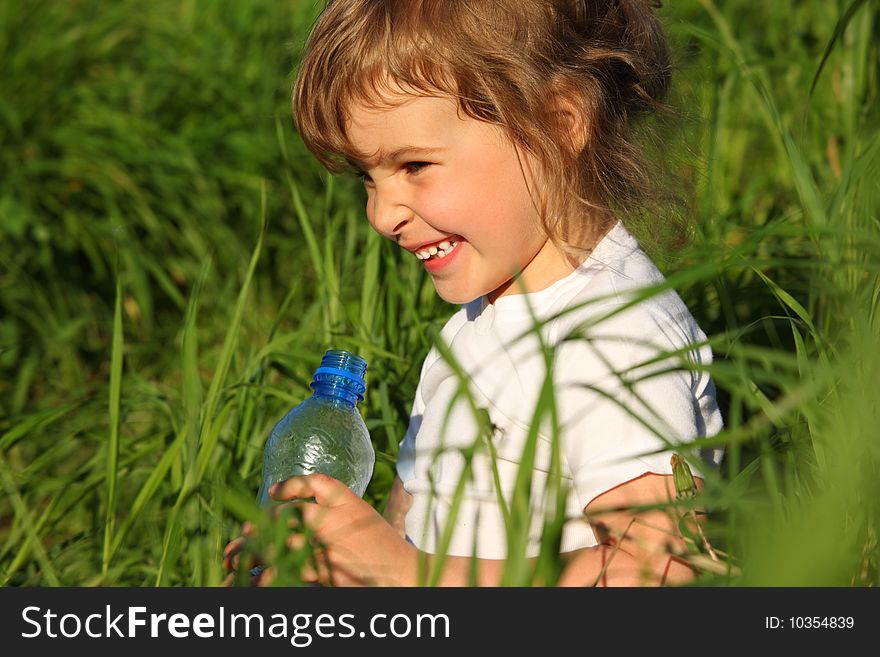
left=293, top=0, right=674, bottom=263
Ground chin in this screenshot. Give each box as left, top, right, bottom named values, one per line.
left=434, top=284, right=478, bottom=306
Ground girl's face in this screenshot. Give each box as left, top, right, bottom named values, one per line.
left=346, top=91, right=574, bottom=305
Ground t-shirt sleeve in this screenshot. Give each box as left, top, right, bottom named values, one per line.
left=552, top=301, right=720, bottom=510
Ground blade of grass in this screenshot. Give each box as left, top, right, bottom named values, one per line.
left=2, top=493, right=62, bottom=581
left=809, top=0, right=871, bottom=100
left=698, top=0, right=829, bottom=230
left=156, top=184, right=267, bottom=584
left=0, top=403, right=78, bottom=451
left=108, top=430, right=188, bottom=561
left=183, top=259, right=210, bottom=479
left=102, top=265, right=124, bottom=576
left=0, top=451, right=61, bottom=586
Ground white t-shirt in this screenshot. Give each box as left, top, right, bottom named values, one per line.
left=396, top=221, right=724, bottom=559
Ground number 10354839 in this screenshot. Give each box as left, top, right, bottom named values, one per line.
left=765, top=616, right=855, bottom=629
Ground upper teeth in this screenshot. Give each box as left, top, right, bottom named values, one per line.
left=416, top=240, right=458, bottom=260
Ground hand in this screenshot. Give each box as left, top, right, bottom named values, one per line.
left=222, top=505, right=326, bottom=587
left=222, top=521, right=268, bottom=587
left=225, top=474, right=417, bottom=587
left=222, top=534, right=242, bottom=579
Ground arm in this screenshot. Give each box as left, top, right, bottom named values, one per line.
left=383, top=472, right=702, bottom=586
left=255, top=471, right=701, bottom=587
left=556, top=471, right=703, bottom=586
left=263, top=475, right=510, bottom=586
left=406, top=472, right=702, bottom=587
left=381, top=476, right=506, bottom=586
left=382, top=475, right=412, bottom=540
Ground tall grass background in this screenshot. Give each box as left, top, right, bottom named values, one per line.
left=0, top=0, right=877, bottom=586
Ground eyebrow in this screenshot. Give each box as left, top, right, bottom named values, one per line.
left=346, top=146, right=445, bottom=170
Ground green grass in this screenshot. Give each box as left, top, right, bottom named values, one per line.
left=0, top=0, right=877, bottom=586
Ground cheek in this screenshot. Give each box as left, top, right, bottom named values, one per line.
left=466, top=152, right=537, bottom=221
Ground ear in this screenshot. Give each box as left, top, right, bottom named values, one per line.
left=547, top=78, right=590, bottom=156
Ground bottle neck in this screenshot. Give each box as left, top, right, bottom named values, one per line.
left=311, top=382, right=359, bottom=408
left=309, top=349, right=367, bottom=409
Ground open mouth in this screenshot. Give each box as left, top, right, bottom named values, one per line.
left=415, top=239, right=459, bottom=261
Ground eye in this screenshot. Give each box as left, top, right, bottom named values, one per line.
left=402, top=161, right=430, bottom=175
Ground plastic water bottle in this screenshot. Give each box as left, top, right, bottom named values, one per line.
left=256, top=349, right=375, bottom=506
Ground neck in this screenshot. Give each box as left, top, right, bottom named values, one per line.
left=487, top=217, right=616, bottom=305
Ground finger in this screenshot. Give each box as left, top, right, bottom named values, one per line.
left=315, top=547, right=338, bottom=586
left=223, top=551, right=240, bottom=574
left=286, top=533, right=307, bottom=552
left=300, top=562, right=320, bottom=583
left=223, top=537, right=245, bottom=559
left=297, top=498, right=333, bottom=530
left=299, top=542, right=331, bottom=586
left=225, top=536, right=272, bottom=578
left=269, top=473, right=355, bottom=507
left=253, top=565, right=276, bottom=587
left=270, top=501, right=304, bottom=529
left=281, top=530, right=330, bottom=585
left=223, top=537, right=247, bottom=572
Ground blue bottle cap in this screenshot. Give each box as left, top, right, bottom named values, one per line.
left=309, top=350, right=368, bottom=402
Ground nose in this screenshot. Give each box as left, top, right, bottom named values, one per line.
left=366, top=181, right=413, bottom=240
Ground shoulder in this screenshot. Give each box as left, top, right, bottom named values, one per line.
left=549, top=239, right=711, bottom=388
left=556, top=261, right=704, bottom=356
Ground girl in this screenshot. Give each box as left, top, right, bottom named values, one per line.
left=225, top=0, right=724, bottom=586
